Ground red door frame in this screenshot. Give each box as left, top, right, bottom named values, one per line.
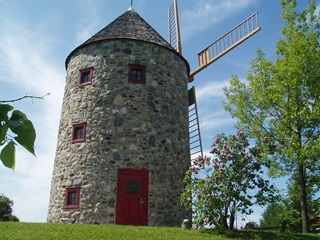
left=116, top=169, right=149, bottom=226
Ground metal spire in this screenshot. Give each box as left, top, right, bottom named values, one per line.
left=128, top=0, right=134, bottom=11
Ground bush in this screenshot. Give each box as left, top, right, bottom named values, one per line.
left=0, top=194, right=19, bottom=222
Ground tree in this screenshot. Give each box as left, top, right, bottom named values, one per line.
left=223, top=0, right=320, bottom=233
left=181, top=131, right=278, bottom=230
left=282, top=174, right=320, bottom=232
left=0, top=194, right=19, bottom=222
left=259, top=202, right=285, bottom=228
left=260, top=176, right=320, bottom=232
left=0, top=103, right=36, bottom=170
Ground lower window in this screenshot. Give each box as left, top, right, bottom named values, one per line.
left=72, top=122, right=86, bottom=143
left=65, top=187, right=80, bottom=209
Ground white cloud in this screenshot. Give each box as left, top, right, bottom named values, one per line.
left=181, top=0, right=258, bottom=39
left=193, top=78, right=245, bottom=141
left=0, top=8, right=65, bottom=222
left=74, top=0, right=103, bottom=46
left=196, top=80, right=230, bottom=102
left=200, top=110, right=235, bottom=131
left=195, top=75, right=248, bottom=102
left=316, top=3, right=320, bottom=16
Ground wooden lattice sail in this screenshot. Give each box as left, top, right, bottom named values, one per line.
left=189, top=12, right=261, bottom=81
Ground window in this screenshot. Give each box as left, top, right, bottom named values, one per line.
left=128, top=64, right=146, bottom=84
left=72, top=123, right=86, bottom=143
left=65, top=187, right=80, bottom=209
left=125, top=180, right=141, bottom=195
left=79, top=67, right=93, bottom=86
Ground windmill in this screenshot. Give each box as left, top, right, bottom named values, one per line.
left=169, top=0, right=261, bottom=160
left=48, top=1, right=262, bottom=226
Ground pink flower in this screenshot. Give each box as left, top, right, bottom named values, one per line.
left=214, top=136, right=220, bottom=144
left=263, top=137, right=268, bottom=143
left=253, top=162, right=260, bottom=169
left=210, top=146, right=217, bottom=153
left=190, top=166, right=199, bottom=174
left=236, top=130, right=244, bottom=137
left=206, top=160, right=210, bottom=166
left=223, top=144, right=230, bottom=151
left=220, top=151, right=227, bottom=157
left=195, top=225, right=202, bottom=230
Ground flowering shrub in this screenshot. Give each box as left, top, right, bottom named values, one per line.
left=245, top=221, right=258, bottom=229
left=181, top=131, right=278, bottom=230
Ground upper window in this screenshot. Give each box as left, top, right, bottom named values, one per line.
left=65, top=187, right=80, bottom=209
left=79, top=67, right=93, bottom=86
left=128, top=64, right=146, bottom=84
left=72, top=123, right=86, bottom=143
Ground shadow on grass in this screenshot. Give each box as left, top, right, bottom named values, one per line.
left=200, top=229, right=320, bottom=240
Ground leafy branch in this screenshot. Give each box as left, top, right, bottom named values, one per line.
left=0, top=93, right=49, bottom=170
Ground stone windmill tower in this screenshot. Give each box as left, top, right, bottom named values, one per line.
left=47, top=6, right=190, bottom=226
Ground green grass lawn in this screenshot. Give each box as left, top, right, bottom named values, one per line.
left=0, top=222, right=319, bottom=240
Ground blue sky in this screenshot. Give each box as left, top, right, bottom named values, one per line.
left=0, top=0, right=316, bottom=226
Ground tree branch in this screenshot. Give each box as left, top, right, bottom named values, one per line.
left=0, top=93, right=50, bottom=103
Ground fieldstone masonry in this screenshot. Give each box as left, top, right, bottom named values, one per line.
left=47, top=10, right=191, bottom=226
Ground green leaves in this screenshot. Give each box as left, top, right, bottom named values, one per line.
left=0, top=104, right=14, bottom=122
left=0, top=141, right=16, bottom=170
left=223, top=0, right=320, bottom=233
left=0, top=124, right=9, bottom=145
left=224, top=0, right=320, bottom=172
left=181, top=131, right=278, bottom=230
left=9, top=110, right=36, bottom=156
left=0, top=103, right=36, bottom=170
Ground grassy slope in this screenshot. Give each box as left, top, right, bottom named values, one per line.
left=0, top=223, right=226, bottom=240
left=1, top=222, right=319, bottom=240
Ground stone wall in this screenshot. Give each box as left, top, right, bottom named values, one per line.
left=47, top=39, right=191, bottom=226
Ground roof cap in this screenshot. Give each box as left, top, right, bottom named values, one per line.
left=65, top=10, right=189, bottom=73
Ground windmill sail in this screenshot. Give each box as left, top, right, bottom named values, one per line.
left=189, top=86, right=203, bottom=161
left=168, top=0, right=182, bottom=54
left=189, top=12, right=261, bottom=81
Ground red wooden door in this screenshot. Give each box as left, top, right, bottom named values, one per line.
left=116, top=169, right=149, bottom=226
